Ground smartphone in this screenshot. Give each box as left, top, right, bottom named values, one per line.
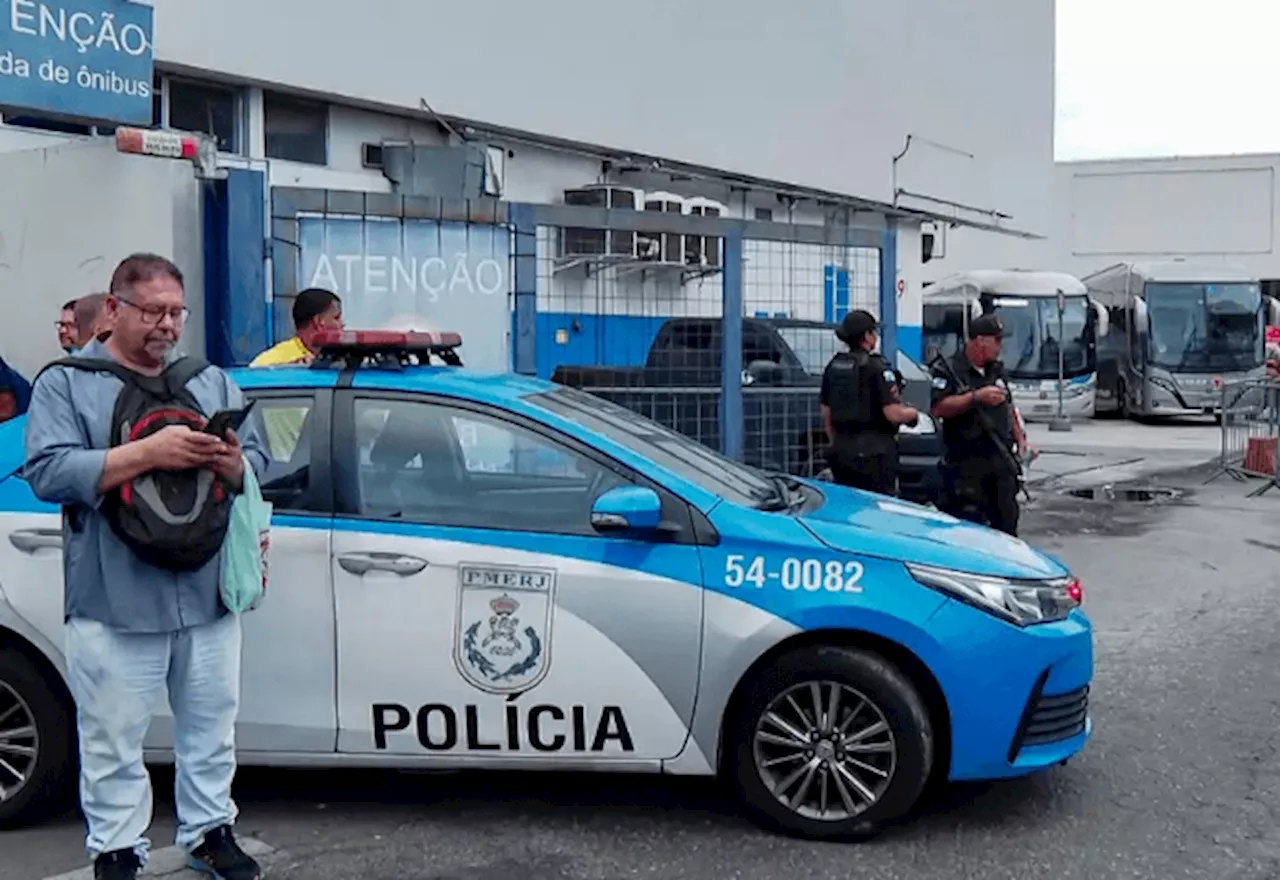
left=203, top=401, right=256, bottom=438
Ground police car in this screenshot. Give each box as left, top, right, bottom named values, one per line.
left=0, top=331, right=1092, bottom=841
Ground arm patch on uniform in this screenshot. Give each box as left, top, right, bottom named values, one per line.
left=932, top=376, right=948, bottom=390
left=883, top=369, right=896, bottom=382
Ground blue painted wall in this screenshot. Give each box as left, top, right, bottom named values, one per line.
left=204, top=168, right=268, bottom=367
left=899, top=325, right=923, bottom=363
left=528, top=313, right=667, bottom=379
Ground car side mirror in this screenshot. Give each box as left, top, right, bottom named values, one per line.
left=746, top=359, right=783, bottom=384
left=590, top=486, right=664, bottom=536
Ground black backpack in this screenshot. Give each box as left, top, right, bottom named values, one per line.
left=42, top=356, right=234, bottom=573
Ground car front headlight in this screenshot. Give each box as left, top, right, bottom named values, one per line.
left=906, top=563, right=1083, bottom=626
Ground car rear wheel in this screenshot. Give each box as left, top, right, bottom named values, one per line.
left=730, top=645, right=934, bottom=841
left=0, top=648, right=76, bottom=828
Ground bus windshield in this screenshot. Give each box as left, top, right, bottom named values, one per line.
left=921, top=296, right=1094, bottom=379
left=1145, top=282, right=1263, bottom=372
left=995, top=295, right=1093, bottom=380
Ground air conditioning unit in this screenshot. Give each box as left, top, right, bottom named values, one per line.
left=685, top=197, right=725, bottom=269
left=558, top=184, right=641, bottom=259
left=639, top=191, right=686, bottom=264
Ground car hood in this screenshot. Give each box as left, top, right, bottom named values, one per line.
left=798, top=482, right=1068, bottom=579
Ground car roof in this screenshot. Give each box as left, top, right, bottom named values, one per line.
left=229, top=364, right=564, bottom=408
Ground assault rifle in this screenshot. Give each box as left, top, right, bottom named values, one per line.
left=928, top=352, right=1032, bottom=502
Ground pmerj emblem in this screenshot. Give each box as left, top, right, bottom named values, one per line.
left=454, top=564, right=556, bottom=694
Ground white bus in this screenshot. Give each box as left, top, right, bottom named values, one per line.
left=1083, top=261, right=1279, bottom=418
left=921, top=269, right=1109, bottom=420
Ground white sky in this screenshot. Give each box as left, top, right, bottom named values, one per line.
left=1057, top=0, right=1280, bottom=161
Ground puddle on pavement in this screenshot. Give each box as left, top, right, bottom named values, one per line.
left=1061, top=485, right=1185, bottom=503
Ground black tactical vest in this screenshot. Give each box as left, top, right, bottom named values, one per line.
left=825, top=350, right=875, bottom=431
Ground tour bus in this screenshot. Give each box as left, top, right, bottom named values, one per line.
left=1082, top=261, right=1279, bottom=418
left=921, top=269, right=1109, bottom=420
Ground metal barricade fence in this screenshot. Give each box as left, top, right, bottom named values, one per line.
left=1209, top=378, right=1279, bottom=497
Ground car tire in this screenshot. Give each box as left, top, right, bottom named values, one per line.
left=0, top=648, right=76, bottom=828
left=730, top=645, right=934, bottom=841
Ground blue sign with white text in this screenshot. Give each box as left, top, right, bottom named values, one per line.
left=298, top=216, right=513, bottom=373
left=0, top=0, right=154, bottom=124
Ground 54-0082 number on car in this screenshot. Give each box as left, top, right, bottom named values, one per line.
left=724, top=555, right=864, bottom=593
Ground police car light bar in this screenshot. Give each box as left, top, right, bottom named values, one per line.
left=311, top=329, right=464, bottom=369
left=115, top=128, right=223, bottom=179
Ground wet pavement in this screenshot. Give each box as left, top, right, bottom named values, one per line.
left=6, top=419, right=1280, bottom=880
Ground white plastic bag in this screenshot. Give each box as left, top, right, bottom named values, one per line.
left=220, top=456, right=273, bottom=614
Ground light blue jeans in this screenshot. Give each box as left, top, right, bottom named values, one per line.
left=64, top=613, right=243, bottom=865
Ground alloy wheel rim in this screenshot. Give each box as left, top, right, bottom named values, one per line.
left=752, top=680, right=897, bottom=821
left=0, top=681, right=38, bottom=803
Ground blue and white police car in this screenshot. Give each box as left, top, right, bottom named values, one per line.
left=0, top=331, right=1092, bottom=841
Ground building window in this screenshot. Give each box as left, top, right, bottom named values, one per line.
left=167, top=79, right=240, bottom=153
left=754, top=207, right=773, bottom=221
left=264, top=93, right=328, bottom=165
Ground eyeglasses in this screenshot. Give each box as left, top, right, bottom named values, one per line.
left=115, top=296, right=190, bottom=326
left=54, top=321, right=75, bottom=331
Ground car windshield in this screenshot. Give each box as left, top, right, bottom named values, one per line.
left=994, top=296, right=1093, bottom=379
left=1145, top=282, right=1264, bottom=371
left=774, top=325, right=840, bottom=375
left=526, top=386, right=777, bottom=507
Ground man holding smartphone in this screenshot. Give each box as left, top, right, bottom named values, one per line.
left=24, top=254, right=269, bottom=880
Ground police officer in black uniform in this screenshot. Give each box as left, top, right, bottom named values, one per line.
left=819, top=309, right=920, bottom=495
left=929, top=313, right=1034, bottom=535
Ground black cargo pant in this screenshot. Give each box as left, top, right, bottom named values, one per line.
left=938, top=456, right=1020, bottom=536
left=827, top=435, right=899, bottom=497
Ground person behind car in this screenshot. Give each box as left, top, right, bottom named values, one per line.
left=251, top=287, right=344, bottom=367
left=56, top=299, right=79, bottom=353
left=0, top=354, right=31, bottom=422
left=23, top=253, right=269, bottom=880
left=249, top=288, right=343, bottom=461
left=819, top=309, right=919, bottom=496
left=73, top=292, right=111, bottom=347
left=929, top=313, right=1033, bottom=536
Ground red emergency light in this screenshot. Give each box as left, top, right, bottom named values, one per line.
left=312, top=330, right=462, bottom=350
left=312, top=329, right=464, bottom=369
left=115, top=127, right=201, bottom=161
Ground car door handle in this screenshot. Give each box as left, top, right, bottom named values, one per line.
left=9, top=528, right=63, bottom=553
left=337, top=552, right=429, bottom=577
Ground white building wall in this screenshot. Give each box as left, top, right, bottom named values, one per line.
left=964, top=154, right=1280, bottom=282
left=0, top=140, right=206, bottom=378
left=146, top=0, right=1054, bottom=243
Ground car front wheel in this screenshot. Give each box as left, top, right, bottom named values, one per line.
left=0, top=648, right=76, bottom=828
left=730, top=645, right=934, bottom=841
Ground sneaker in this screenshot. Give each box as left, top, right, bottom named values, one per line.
left=93, top=849, right=141, bottom=880
left=187, top=825, right=263, bottom=880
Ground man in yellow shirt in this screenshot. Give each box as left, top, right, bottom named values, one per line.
left=251, top=288, right=343, bottom=457
left=251, top=287, right=344, bottom=367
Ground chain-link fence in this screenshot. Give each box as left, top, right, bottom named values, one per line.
left=520, top=200, right=893, bottom=477
left=1208, top=378, right=1279, bottom=497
